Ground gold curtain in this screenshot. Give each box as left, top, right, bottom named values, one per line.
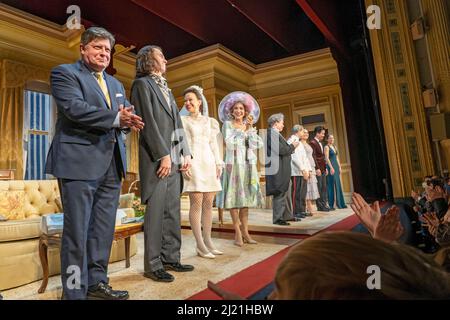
left=129, top=131, right=139, bottom=174
left=0, top=86, right=23, bottom=178
left=0, top=60, right=49, bottom=179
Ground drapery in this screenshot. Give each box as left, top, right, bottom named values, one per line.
left=0, top=59, right=49, bottom=179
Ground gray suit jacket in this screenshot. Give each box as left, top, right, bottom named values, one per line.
left=130, top=76, right=191, bottom=204
left=45, top=60, right=129, bottom=180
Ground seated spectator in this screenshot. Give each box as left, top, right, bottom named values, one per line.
left=208, top=231, right=450, bottom=299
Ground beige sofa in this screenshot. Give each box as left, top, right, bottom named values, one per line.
left=0, top=180, right=137, bottom=290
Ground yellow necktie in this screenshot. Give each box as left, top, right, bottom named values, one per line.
left=95, top=72, right=111, bottom=109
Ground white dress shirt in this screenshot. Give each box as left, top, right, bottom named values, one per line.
left=287, top=135, right=312, bottom=176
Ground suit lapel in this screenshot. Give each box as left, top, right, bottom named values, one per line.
left=78, top=61, right=111, bottom=110
left=146, top=77, right=173, bottom=119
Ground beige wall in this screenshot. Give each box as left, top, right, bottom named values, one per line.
left=0, top=4, right=353, bottom=198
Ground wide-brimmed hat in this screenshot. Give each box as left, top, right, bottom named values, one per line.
left=218, top=91, right=260, bottom=123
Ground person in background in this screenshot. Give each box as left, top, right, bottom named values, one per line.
left=265, top=113, right=299, bottom=226
left=309, top=126, right=333, bottom=212
left=324, top=134, right=347, bottom=209
left=302, top=129, right=320, bottom=214
left=287, top=125, right=311, bottom=220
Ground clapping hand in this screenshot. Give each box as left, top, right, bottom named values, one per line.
left=350, top=193, right=381, bottom=236
left=119, top=105, right=144, bottom=132
left=245, top=114, right=254, bottom=130
left=373, top=205, right=404, bottom=243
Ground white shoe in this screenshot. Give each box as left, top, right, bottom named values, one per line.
left=207, top=247, right=224, bottom=255
left=196, top=248, right=215, bottom=259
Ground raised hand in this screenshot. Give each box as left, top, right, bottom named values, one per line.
left=350, top=193, right=381, bottom=236
left=373, top=205, right=404, bottom=243
left=245, top=114, right=254, bottom=130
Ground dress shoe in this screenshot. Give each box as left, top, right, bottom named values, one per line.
left=317, top=207, right=330, bottom=212
left=197, top=248, right=215, bottom=259
left=329, top=208, right=336, bottom=211
left=295, top=213, right=307, bottom=219
left=144, top=269, right=174, bottom=282
left=163, top=262, right=195, bottom=272
left=243, top=236, right=258, bottom=244
left=206, top=246, right=224, bottom=255
left=274, top=220, right=290, bottom=226
left=87, top=282, right=129, bottom=300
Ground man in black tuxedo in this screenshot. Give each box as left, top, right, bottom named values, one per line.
left=131, top=45, right=193, bottom=282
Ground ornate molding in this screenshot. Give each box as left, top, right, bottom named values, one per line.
left=1, top=59, right=50, bottom=89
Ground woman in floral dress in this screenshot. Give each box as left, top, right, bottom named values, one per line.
left=216, top=92, right=263, bottom=246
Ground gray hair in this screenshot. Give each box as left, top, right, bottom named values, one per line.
left=268, top=113, right=284, bottom=128
left=81, top=27, right=115, bottom=48
left=292, top=124, right=304, bottom=134
left=135, top=45, right=163, bottom=78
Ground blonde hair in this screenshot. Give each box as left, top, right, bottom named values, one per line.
left=274, top=231, right=450, bottom=299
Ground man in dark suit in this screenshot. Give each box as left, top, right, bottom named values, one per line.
left=265, top=113, right=299, bottom=225
left=45, top=27, right=144, bottom=300
left=309, top=126, right=333, bottom=211
left=131, top=45, right=193, bottom=283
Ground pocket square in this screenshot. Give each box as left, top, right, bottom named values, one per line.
left=115, top=93, right=123, bottom=97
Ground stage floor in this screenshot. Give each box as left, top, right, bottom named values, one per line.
left=3, top=207, right=355, bottom=300
left=181, top=199, right=353, bottom=235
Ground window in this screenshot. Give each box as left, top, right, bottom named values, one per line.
left=24, top=90, right=55, bottom=180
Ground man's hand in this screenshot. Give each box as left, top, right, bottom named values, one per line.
left=207, top=281, right=244, bottom=300
left=119, top=105, right=144, bottom=132
left=350, top=192, right=381, bottom=236
left=157, top=155, right=171, bottom=179
left=373, top=206, right=404, bottom=243
left=316, top=169, right=322, bottom=176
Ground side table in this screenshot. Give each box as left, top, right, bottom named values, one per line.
left=38, top=222, right=143, bottom=294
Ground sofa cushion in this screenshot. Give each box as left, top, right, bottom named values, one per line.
left=0, top=218, right=41, bottom=242
left=0, top=190, right=25, bottom=220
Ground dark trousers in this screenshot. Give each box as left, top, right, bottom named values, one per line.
left=291, top=176, right=307, bottom=214
left=144, top=165, right=182, bottom=272
left=59, top=156, right=121, bottom=300
left=273, top=191, right=292, bottom=223
left=316, top=173, right=329, bottom=210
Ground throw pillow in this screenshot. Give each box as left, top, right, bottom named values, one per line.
left=0, top=190, right=25, bottom=220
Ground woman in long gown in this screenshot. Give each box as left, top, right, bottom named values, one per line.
left=181, top=85, right=224, bottom=258
left=216, top=92, right=263, bottom=246
left=324, top=134, right=347, bottom=209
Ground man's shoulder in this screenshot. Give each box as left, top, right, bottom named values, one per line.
left=52, top=61, right=80, bottom=73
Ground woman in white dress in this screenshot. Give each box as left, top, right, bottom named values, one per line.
left=302, top=129, right=320, bottom=214
left=181, top=85, right=224, bottom=259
